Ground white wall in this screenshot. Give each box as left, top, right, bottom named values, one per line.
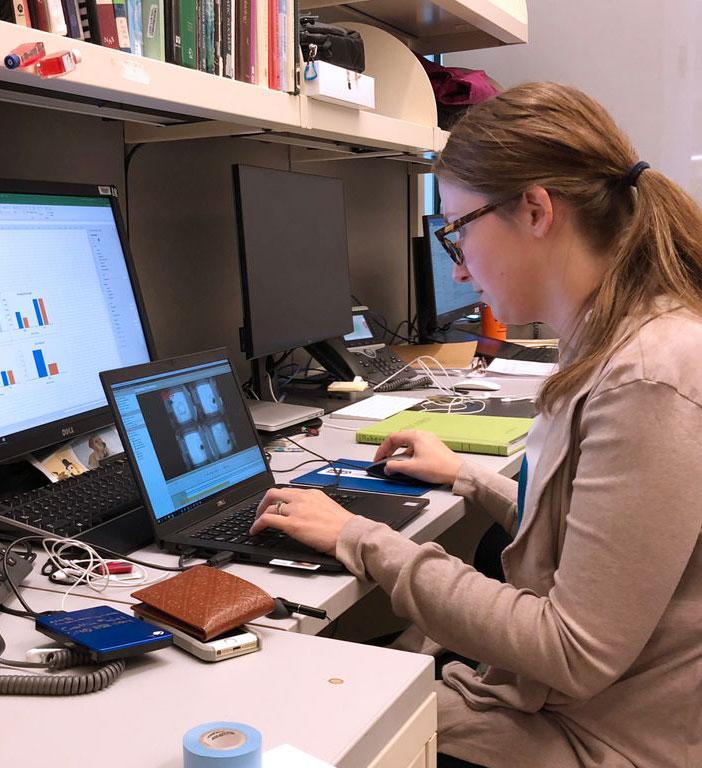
left=446, top=0, right=702, bottom=201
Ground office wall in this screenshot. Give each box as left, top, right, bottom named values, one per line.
left=0, top=103, right=126, bottom=196
left=446, top=0, right=702, bottom=201
left=128, top=140, right=411, bottom=362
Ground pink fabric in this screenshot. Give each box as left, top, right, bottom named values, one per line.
left=418, top=57, right=499, bottom=106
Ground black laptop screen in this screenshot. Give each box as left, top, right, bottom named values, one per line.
left=109, top=358, right=266, bottom=523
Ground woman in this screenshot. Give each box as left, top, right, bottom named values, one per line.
left=250, top=83, right=702, bottom=767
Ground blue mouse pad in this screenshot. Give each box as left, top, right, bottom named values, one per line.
left=291, top=459, right=432, bottom=496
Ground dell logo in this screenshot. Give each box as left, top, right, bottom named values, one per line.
left=216, top=499, right=226, bottom=508
left=61, top=426, right=75, bottom=437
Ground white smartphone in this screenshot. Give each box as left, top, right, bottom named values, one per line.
left=136, top=616, right=260, bottom=662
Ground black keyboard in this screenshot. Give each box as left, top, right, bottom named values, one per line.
left=0, top=456, right=142, bottom=540
left=192, top=490, right=359, bottom=549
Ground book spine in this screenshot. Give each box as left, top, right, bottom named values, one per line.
left=45, top=0, right=67, bottom=33
left=179, top=0, right=196, bottom=67
left=286, top=0, right=295, bottom=92
left=86, top=0, right=119, bottom=47
left=277, top=0, right=284, bottom=91
left=0, top=0, right=32, bottom=26
left=213, top=0, right=221, bottom=75
left=77, top=0, right=91, bottom=40
left=126, top=0, right=143, bottom=55
left=141, top=0, right=164, bottom=59
left=61, top=0, right=83, bottom=37
left=204, top=0, right=213, bottom=72
left=112, top=0, right=131, bottom=50
left=196, top=0, right=205, bottom=69
left=254, top=0, right=266, bottom=86
left=164, top=0, right=181, bottom=64
left=266, top=0, right=277, bottom=89
left=28, top=0, right=50, bottom=30
left=234, top=0, right=249, bottom=82
left=220, top=0, right=232, bottom=77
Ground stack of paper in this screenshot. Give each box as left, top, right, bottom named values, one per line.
left=329, top=395, right=425, bottom=421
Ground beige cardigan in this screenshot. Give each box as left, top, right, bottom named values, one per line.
left=337, top=302, right=702, bottom=768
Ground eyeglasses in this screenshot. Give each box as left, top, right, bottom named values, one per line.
left=434, top=195, right=521, bottom=265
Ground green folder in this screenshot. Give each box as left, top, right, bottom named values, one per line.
left=355, top=411, right=533, bottom=456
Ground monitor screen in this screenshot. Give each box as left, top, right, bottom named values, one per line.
left=107, top=357, right=266, bottom=524
left=0, top=182, right=151, bottom=460
left=234, top=165, right=354, bottom=359
left=424, top=214, right=482, bottom=323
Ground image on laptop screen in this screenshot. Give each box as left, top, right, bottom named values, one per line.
left=108, top=358, right=267, bottom=523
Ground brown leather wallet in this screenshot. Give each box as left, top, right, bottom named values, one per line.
left=131, top=565, right=275, bottom=641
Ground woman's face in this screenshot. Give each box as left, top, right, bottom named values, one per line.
left=438, top=179, right=548, bottom=325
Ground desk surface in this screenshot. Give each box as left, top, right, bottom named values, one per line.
left=19, top=381, right=533, bottom=633
left=0, top=591, right=435, bottom=768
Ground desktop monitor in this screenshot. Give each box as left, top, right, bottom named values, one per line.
left=0, top=180, right=153, bottom=462
left=233, top=165, right=353, bottom=360
left=415, top=213, right=483, bottom=338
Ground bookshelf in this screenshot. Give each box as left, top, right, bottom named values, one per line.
left=301, top=0, right=528, bottom=55
left=0, top=0, right=526, bottom=155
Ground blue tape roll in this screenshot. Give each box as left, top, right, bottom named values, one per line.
left=183, top=722, right=262, bottom=768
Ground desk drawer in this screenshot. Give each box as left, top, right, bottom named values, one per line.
left=368, top=692, right=437, bottom=768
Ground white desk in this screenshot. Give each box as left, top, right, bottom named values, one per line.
left=19, top=384, right=530, bottom=634
left=0, top=591, right=437, bottom=768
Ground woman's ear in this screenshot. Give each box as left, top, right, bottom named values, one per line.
left=520, top=186, right=554, bottom=239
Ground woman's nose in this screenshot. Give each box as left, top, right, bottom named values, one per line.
left=453, top=261, right=472, bottom=283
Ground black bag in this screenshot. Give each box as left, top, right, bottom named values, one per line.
left=299, top=18, right=365, bottom=74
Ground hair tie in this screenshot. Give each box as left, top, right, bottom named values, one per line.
left=623, top=161, right=650, bottom=187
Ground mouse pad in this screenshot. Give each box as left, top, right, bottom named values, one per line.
left=291, top=459, right=432, bottom=496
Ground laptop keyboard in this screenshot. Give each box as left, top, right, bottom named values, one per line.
left=191, top=490, right=359, bottom=549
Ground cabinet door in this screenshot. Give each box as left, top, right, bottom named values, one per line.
left=367, top=693, right=437, bottom=768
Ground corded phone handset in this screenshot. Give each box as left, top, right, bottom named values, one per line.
left=305, top=307, right=431, bottom=392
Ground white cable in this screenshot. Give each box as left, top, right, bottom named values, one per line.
left=40, top=537, right=153, bottom=610
left=369, top=355, right=487, bottom=415
left=267, top=372, right=279, bottom=403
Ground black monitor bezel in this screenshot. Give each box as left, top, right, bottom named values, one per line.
left=0, top=178, right=156, bottom=463
left=100, top=347, right=274, bottom=540
left=233, top=164, right=354, bottom=360
left=417, top=214, right=484, bottom=333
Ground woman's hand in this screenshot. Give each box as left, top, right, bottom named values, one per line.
left=249, top=487, right=354, bottom=556
left=373, top=430, right=463, bottom=485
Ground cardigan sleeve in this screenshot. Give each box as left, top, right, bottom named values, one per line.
left=452, top=457, right=519, bottom=536
left=336, top=379, right=702, bottom=700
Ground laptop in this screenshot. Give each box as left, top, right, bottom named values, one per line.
left=100, top=349, right=429, bottom=572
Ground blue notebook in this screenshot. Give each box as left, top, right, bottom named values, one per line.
left=291, top=459, right=432, bottom=496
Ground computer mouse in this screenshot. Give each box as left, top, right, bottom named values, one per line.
left=365, top=453, right=419, bottom=484
left=452, top=378, right=501, bottom=392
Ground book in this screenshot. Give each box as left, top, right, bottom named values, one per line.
left=220, top=0, right=233, bottom=77
left=254, top=0, right=266, bottom=86
left=291, top=459, right=432, bottom=497
left=141, top=0, right=164, bottom=59
left=61, top=0, right=83, bottom=37
left=46, top=0, right=67, bottom=34
left=112, top=0, right=131, bottom=50
left=213, top=0, right=221, bottom=74
left=203, top=0, right=213, bottom=72
left=126, top=0, right=143, bottom=55
left=266, top=0, right=277, bottom=88
left=164, top=0, right=181, bottom=64
left=355, top=412, right=533, bottom=457
left=178, top=0, right=196, bottom=67
left=330, top=395, right=426, bottom=422
left=235, top=0, right=253, bottom=83
left=86, top=0, right=119, bottom=48
left=78, top=0, right=92, bottom=40
left=0, top=0, right=32, bottom=26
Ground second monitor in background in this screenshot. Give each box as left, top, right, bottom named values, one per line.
left=415, top=213, right=484, bottom=342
